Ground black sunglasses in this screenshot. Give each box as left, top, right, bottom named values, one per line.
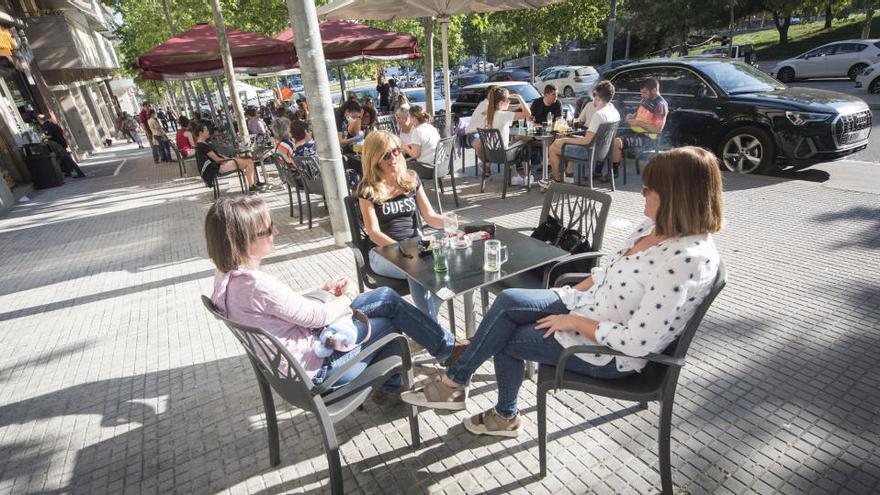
left=382, top=148, right=402, bottom=161
left=257, top=221, right=276, bottom=237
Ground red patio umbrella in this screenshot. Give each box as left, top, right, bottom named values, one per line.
left=136, top=23, right=297, bottom=75
left=275, top=20, right=418, bottom=65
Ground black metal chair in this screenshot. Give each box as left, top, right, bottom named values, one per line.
left=170, top=143, right=194, bottom=178
left=622, top=131, right=668, bottom=182
left=272, top=153, right=306, bottom=222
left=200, top=296, right=420, bottom=495
left=536, top=261, right=727, bottom=494
left=291, top=155, right=326, bottom=229
left=560, top=121, right=619, bottom=190
left=432, top=114, right=448, bottom=138
left=477, top=128, right=531, bottom=199
left=200, top=157, right=247, bottom=199
left=408, top=136, right=459, bottom=213
left=343, top=195, right=457, bottom=334
left=374, top=115, right=398, bottom=135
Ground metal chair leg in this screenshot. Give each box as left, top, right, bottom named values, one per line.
left=402, top=363, right=421, bottom=448
left=538, top=383, right=548, bottom=478
left=501, top=165, right=509, bottom=199
left=449, top=171, right=460, bottom=207
left=434, top=175, right=444, bottom=215
left=658, top=398, right=675, bottom=495
left=287, top=184, right=294, bottom=217
left=317, top=413, right=344, bottom=495
left=251, top=364, right=280, bottom=466
left=295, top=184, right=304, bottom=224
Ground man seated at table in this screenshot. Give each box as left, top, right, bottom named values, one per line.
left=530, top=84, right=562, bottom=125
left=291, top=97, right=309, bottom=121
left=336, top=100, right=364, bottom=153
left=608, top=77, right=667, bottom=181
left=542, top=80, right=619, bottom=190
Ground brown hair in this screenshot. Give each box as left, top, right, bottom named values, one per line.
left=486, top=87, right=509, bottom=128
left=290, top=119, right=309, bottom=141
left=409, top=104, right=430, bottom=124
left=642, top=146, right=723, bottom=237
left=358, top=130, right=419, bottom=203
left=543, top=84, right=557, bottom=94
left=205, top=196, right=270, bottom=272
left=593, top=80, right=615, bottom=103
left=642, top=77, right=660, bottom=91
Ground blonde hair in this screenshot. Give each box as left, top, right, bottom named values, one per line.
left=409, top=105, right=429, bottom=124
left=642, top=146, right=724, bottom=237
left=358, top=130, right=419, bottom=203
left=486, top=88, right=509, bottom=128
left=205, top=196, right=270, bottom=272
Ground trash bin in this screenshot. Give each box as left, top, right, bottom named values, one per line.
left=23, top=145, right=64, bottom=189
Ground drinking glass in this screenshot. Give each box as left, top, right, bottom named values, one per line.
left=432, top=236, right=448, bottom=273
left=442, top=212, right=458, bottom=237
left=483, top=239, right=508, bottom=272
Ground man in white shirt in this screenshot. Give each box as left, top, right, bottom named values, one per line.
left=541, top=81, right=620, bottom=190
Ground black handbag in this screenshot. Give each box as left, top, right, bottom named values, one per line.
left=531, top=216, right=563, bottom=243
left=533, top=216, right=596, bottom=273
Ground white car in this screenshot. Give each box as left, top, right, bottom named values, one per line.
left=401, top=87, right=447, bottom=113
left=769, top=39, right=880, bottom=82
left=534, top=65, right=599, bottom=97
left=855, top=61, right=880, bottom=94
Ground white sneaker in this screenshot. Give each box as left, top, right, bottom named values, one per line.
left=510, top=175, right=524, bottom=186
left=537, top=178, right=553, bottom=191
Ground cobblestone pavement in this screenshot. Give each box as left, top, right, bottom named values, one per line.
left=0, top=143, right=878, bottom=495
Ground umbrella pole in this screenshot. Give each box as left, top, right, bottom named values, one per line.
left=337, top=67, right=346, bottom=102
left=215, top=76, right=238, bottom=142
left=439, top=16, right=452, bottom=137
left=422, top=17, right=434, bottom=117
left=201, top=79, right=219, bottom=126
left=286, top=0, right=351, bottom=246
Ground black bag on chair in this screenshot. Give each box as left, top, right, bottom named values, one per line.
left=533, top=217, right=596, bottom=273
left=531, top=216, right=563, bottom=243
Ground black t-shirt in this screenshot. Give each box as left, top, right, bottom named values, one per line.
left=335, top=110, right=348, bottom=136
left=42, top=121, right=68, bottom=149
left=196, top=141, right=218, bottom=167
left=377, top=83, right=390, bottom=107
left=530, top=98, right=563, bottom=124
left=359, top=178, right=421, bottom=242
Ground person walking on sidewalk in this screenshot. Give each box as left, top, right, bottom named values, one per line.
left=37, top=114, right=85, bottom=178
left=147, top=110, right=172, bottom=162
left=121, top=112, right=144, bottom=148
left=139, top=102, right=160, bottom=163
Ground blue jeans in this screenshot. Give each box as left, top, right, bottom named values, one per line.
left=369, top=248, right=443, bottom=320
left=447, top=288, right=633, bottom=417
left=311, top=287, right=454, bottom=392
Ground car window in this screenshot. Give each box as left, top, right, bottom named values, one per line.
left=838, top=43, right=867, bottom=53
left=507, top=84, right=541, bottom=101
left=696, top=62, right=785, bottom=94
left=456, top=89, right=486, bottom=104
left=656, top=68, right=713, bottom=97
left=811, top=44, right=838, bottom=57
left=575, top=68, right=594, bottom=77
left=610, top=69, right=652, bottom=93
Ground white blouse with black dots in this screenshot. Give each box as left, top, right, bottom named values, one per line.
left=552, top=218, right=721, bottom=373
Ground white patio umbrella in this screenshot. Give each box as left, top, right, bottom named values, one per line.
left=317, top=0, right=562, bottom=133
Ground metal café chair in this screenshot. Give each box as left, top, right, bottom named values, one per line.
left=537, top=261, right=727, bottom=495
left=559, top=121, right=619, bottom=190
left=291, top=155, right=326, bottom=230
left=407, top=136, right=459, bottom=213
left=201, top=296, right=420, bottom=495
left=374, top=115, right=399, bottom=135
left=477, top=128, right=531, bottom=199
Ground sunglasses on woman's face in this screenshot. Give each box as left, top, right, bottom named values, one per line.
left=257, top=221, right=276, bottom=237
left=382, top=148, right=402, bottom=161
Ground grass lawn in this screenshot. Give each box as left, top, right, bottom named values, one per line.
left=694, top=14, right=880, bottom=61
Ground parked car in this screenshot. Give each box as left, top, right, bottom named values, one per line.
left=689, top=44, right=758, bottom=66
left=604, top=59, right=872, bottom=174
left=485, top=68, right=531, bottom=82
left=451, top=81, right=575, bottom=119
left=536, top=65, right=568, bottom=81
left=534, top=65, right=600, bottom=97
left=854, top=61, right=880, bottom=94
left=595, top=59, right=635, bottom=77
left=346, top=87, right=379, bottom=103
left=769, top=40, right=880, bottom=82
left=435, top=73, right=488, bottom=100
left=401, top=87, right=447, bottom=113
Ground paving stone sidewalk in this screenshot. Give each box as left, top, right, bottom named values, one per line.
left=0, top=143, right=878, bottom=494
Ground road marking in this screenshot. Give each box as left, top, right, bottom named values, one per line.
left=113, top=159, right=127, bottom=177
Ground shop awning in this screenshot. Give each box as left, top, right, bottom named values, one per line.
left=274, top=20, right=418, bottom=66
left=135, top=23, right=297, bottom=75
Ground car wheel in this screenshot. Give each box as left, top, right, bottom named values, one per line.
left=777, top=67, right=795, bottom=83
left=870, top=77, right=880, bottom=95
left=719, top=126, right=776, bottom=174
left=848, top=63, right=868, bottom=81
left=563, top=86, right=575, bottom=98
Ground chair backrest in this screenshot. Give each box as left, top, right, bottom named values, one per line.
left=540, top=182, right=613, bottom=252
left=666, top=260, right=727, bottom=361
left=272, top=153, right=298, bottom=187
left=200, top=295, right=318, bottom=412
left=374, top=115, right=398, bottom=135
left=292, top=155, right=324, bottom=194
left=431, top=136, right=456, bottom=178
left=477, top=128, right=507, bottom=163
left=432, top=114, right=447, bottom=138
left=591, top=120, right=620, bottom=162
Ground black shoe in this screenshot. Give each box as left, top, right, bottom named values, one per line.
left=248, top=184, right=268, bottom=193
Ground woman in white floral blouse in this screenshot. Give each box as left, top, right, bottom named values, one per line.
left=402, top=146, right=724, bottom=438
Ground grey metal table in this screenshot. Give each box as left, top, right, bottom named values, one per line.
left=375, top=225, right=569, bottom=338
left=510, top=126, right=578, bottom=180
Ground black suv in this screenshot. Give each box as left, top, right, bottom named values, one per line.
left=604, top=59, right=872, bottom=173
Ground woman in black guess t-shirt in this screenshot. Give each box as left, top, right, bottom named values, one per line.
left=358, top=130, right=447, bottom=320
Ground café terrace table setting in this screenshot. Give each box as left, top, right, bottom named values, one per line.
left=510, top=118, right=579, bottom=181
left=374, top=216, right=569, bottom=338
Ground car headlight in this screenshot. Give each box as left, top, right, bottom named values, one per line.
left=861, top=67, right=875, bottom=76
left=785, top=111, right=833, bottom=126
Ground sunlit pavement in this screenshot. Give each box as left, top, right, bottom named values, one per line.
left=0, top=140, right=878, bottom=494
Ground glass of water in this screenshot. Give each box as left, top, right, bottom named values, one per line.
left=442, top=212, right=458, bottom=238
